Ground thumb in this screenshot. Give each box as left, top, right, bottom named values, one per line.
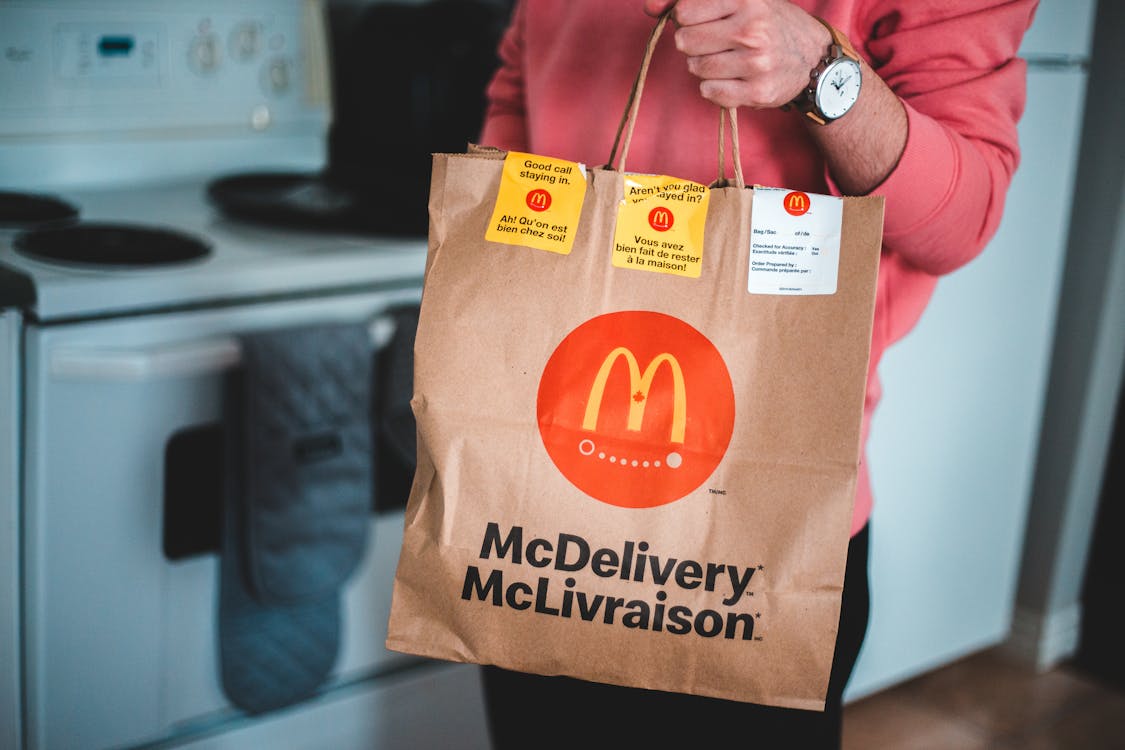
left=644, top=0, right=677, bottom=18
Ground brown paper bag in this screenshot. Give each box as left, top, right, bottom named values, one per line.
left=386, top=14, right=883, bottom=711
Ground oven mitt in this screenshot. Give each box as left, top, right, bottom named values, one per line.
left=378, top=304, right=420, bottom=470
left=218, top=321, right=372, bottom=714
left=218, top=467, right=341, bottom=715
left=238, top=321, right=373, bottom=603
left=371, top=304, right=420, bottom=514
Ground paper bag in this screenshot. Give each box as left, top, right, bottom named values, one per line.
left=386, top=14, right=883, bottom=712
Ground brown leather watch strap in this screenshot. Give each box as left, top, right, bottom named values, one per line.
left=813, top=16, right=860, bottom=63
left=781, top=16, right=862, bottom=124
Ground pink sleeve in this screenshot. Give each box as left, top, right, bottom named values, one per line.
left=834, top=0, right=1038, bottom=275
left=479, top=0, right=529, bottom=151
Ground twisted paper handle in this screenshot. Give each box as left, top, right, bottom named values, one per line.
left=607, top=4, right=745, bottom=188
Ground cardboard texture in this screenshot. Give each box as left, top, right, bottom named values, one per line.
left=385, top=140, right=884, bottom=711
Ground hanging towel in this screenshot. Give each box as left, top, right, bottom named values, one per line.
left=373, top=303, right=421, bottom=513
left=218, top=321, right=373, bottom=714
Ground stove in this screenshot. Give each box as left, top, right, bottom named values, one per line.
left=0, top=191, right=79, bottom=227
left=1, top=178, right=431, bottom=321
left=0, top=2, right=495, bottom=749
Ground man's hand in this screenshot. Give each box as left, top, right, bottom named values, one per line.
left=645, top=0, right=907, bottom=196
left=644, top=0, right=830, bottom=109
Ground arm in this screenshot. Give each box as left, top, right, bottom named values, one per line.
left=646, top=0, right=1036, bottom=275
left=647, top=0, right=906, bottom=195
left=479, top=0, right=529, bottom=151
left=804, top=55, right=906, bottom=198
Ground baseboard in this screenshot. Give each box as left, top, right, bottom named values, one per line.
left=1003, top=603, right=1083, bottom=671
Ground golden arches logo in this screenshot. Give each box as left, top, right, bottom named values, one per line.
left=582, top=347, right=686, bottom=444
left=648, top=206, right=674, bottom=231
left=783, top=191, right=810, bottom=216
left=537, top=311, right=735, bottom=509
left=526, top=188, right=552, bottom=211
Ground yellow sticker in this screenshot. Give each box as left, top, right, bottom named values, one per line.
left=485, top=151, right=586, bottom=255
left=611, top=175, right=710, bottom=277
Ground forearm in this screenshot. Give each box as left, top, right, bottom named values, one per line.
left=649, top=0, right=1029, bottom=275
left=479, top=0, right=529, bottom=151
left=805, top=58, right=907, bottom=196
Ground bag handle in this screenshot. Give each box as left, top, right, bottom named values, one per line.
left=606, top=5, right=745, bottom=189
left=717, top=106, right=745, bottom=188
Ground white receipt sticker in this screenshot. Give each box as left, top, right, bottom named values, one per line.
left=749, top=187, right=842, bottom=295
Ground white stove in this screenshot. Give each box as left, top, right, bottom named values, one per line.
left=1, top=178, right=428, bottom=321
left=0, top=2, right=494, bottom=749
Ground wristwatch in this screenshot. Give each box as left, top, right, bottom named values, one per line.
left=784, top=17, right=862, bottom=125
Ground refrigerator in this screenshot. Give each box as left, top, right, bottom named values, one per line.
left=846, top=0, right=1097, bottom=700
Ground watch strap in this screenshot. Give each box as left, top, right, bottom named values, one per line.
left=814, top=16, right=860, bottom=63
left=783, top=17, right=861, bottom=125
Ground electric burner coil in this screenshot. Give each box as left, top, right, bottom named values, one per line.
left=14, top=222, right=211, bottom=267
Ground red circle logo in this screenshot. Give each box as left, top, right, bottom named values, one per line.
left=783, top=191, right=810, bottom=216
left=537, top=311, right=735, bottom=508
left=526, top=189, right=552, bottom=212
left=647, top=206, right=674, bottom=231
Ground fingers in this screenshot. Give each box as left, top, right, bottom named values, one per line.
left=661, top=0, right=829, bottom=109
left=674, top=13, right=792, bottom=108
left=686, top=48, right=760, bottom=81
left=691, top=60, right=797, bottom=109
left=697, top=74, right=796, bottom=110
left=672, top=0, right=742, bottom=26
left=674, top=15, right=754, bottom=57
left=698, top=79, right=760, bottom=110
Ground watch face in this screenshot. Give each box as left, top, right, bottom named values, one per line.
left=815, top=58, right=862, bottom=120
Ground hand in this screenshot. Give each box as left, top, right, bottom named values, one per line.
left=643, top=0, right=831, bottom=110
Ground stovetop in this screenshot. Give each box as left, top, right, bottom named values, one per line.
left=0, top=178, right=428, bottom=322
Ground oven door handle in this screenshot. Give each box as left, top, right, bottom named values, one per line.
left=48, top=316, right=398, bottom=382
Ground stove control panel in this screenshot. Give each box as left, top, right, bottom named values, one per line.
left=54, top=24, right=161, bottom=82
left=0, top=0, right=330, bottom=138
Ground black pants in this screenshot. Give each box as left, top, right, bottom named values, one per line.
left=481, top=524, right=871, bottom=750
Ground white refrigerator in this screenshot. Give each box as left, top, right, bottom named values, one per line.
left=846, top=0, right=1097, bottom=700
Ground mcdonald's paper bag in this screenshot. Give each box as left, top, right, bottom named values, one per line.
left=385, top=146, right=883, bottom=711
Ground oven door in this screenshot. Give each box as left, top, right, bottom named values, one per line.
left=21, top=289, right=489, bottom=750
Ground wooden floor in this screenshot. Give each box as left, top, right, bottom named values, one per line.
left=841, top=647, right=1125, bottom=749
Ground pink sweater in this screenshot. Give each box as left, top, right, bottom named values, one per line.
left=480, top=0, right=1035, bottom=536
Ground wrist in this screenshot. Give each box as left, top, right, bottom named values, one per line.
left=783, top=18, right=863, bottom=126
left=801, top=16, right=834, bottom=90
